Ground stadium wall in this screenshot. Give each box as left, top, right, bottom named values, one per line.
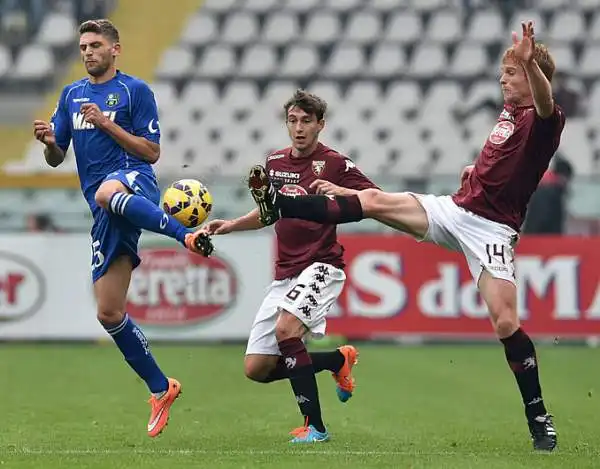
left=0, top=232, right=598, bottom=343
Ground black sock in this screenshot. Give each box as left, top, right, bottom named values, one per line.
left=501, top=328, right=547, bottom=420
left=311, top=350, right=345, bottom=373
left=278, top=337, right=326, bottom=433
left=263, top=350, right=345, bottom=383
left=262, top=357, right=288, bottom=382
left=277, top=194, right=363, bottom=224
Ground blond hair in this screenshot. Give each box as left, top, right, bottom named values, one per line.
left=502, top=43, right=555, bottom=82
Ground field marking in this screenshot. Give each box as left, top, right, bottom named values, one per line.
left=5, top=448, right=596, bottom=457
left=4, top=448, right=459, bottom=457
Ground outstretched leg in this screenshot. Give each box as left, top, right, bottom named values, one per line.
left=95, top=177, right=212, bottom=255
left=247, top=164, right=428, bottom=238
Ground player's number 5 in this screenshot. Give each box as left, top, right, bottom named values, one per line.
left=92, top=240, right=105, bottom=269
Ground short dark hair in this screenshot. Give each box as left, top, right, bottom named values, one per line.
left=284, top=89, right=327, bottom=121
left=79, top=19, right=120, bottom=43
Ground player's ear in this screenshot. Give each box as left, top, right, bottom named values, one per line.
left=112, top=42, right=121, bottom=58
left=318, top=119, right=325, bottom=132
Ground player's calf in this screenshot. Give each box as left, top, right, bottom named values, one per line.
left=276, top=310, right=327, bottom=434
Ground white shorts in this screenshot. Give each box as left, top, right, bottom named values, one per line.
left=415, top=194, right=519, bottom=285
left=245, top=262, right=346, bottom=356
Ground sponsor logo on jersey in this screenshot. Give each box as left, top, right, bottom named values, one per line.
left=499, top=108, right=515, bottom=122
left=126, top=248, right=237, bottom=326
left=489, top=121, right=515, bottom=145
left=267, top=153, right=285, bottom=162
left=269, top=169, right=301, bottom=184
left=73, top=97, right=90, bottom=103
left=105, top=93, right=120, bottom=107
left=72, top=111, right=117, bottom=130
left=312, top=160, right=325, bottom=176
left=279, top=184, right=308, bottom=196
left=0, top=252, right=45, bottom=322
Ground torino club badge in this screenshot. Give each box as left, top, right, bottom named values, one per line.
left=312, top=160, right=325, bottom=176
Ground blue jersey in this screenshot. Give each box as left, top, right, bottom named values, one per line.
left=50, top=70, right=161, bottom=208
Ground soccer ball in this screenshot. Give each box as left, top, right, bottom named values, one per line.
left=162, top=179, right=213, bottom=228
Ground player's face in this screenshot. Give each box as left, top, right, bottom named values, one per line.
left=79, top=32, right=120, bottom=77
left=500, top=58, right=531, bottom=106
left=286, top=106, right=324, bottom=152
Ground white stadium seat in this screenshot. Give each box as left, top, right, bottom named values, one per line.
left=156, top=47, right=195, bottom=80
left=262, top=13, right=300, bottom=45
left=36, top=12, right=76, bottom=47
left=12, top=45, right=53, bottom=80
left=180, top=14, right=218, bottom=46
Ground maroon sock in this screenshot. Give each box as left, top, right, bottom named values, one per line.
left=278, top=337, right=325, bottom=432
left=501, top=328, right=547, bottom=420
left=277, top=194, right=363, bottom=224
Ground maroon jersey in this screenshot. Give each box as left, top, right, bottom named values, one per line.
left=452, top=104, right=565, bottom=231
left=267, top=142, right=377, bottom=280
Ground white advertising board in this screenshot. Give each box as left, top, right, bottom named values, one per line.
left=0, top=232, right=273, bottom=340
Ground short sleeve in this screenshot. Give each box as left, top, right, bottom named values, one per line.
left=50, top=86, right=72, bottom=153
left=131, top=81, right=160, bottom=144
left=336, top=157, right=379, bottom=190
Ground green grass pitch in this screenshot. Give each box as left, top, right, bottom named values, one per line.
left=0, top=343, right=598, bottom=468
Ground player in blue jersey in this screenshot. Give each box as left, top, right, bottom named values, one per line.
left=32, top=19, right=212, bottom=437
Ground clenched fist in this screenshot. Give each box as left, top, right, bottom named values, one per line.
left=33, top=120, right=56, bottom=146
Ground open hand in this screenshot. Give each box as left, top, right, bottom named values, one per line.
left=202, top=219, right=233, bottom=235
left=310, top=179, right=346, bottom=196
left=512, top=20, right=535, bottom=64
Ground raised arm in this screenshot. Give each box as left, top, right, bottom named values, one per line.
left=513, top=21, right=554, bottom=118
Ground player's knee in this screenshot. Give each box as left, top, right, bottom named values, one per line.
left=493, top=310, right=520, bottom=339
left=275, top=309, right=305, bottom=342
left=243, top=357, right=273, bottom=383
left=96, top=308, right=125, bottom=326
left=95, top=181, right=127, bottom=209
left=95, top=187, right=115, bottom=209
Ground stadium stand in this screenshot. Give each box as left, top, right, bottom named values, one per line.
left=1, top=0, right=600, bottom=231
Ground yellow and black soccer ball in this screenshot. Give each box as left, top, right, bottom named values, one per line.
left=162, top=179, right=213, bottom=228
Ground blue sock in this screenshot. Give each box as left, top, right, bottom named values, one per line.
left=104, top=313, right=169, bottom=394
left=108, top=192, right=190, bottom=244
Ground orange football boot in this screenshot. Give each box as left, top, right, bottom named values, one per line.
left=147, top=377, right=182, bottom=437
left=333, top=345, right=359, bottom=402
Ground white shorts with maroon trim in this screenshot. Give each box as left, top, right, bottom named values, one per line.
left=414, top=194, right=519, bottom=285
left=245, top=262, right=346, bottom=356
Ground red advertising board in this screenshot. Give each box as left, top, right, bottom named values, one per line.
left=329, top=235, right=600, bottom=339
